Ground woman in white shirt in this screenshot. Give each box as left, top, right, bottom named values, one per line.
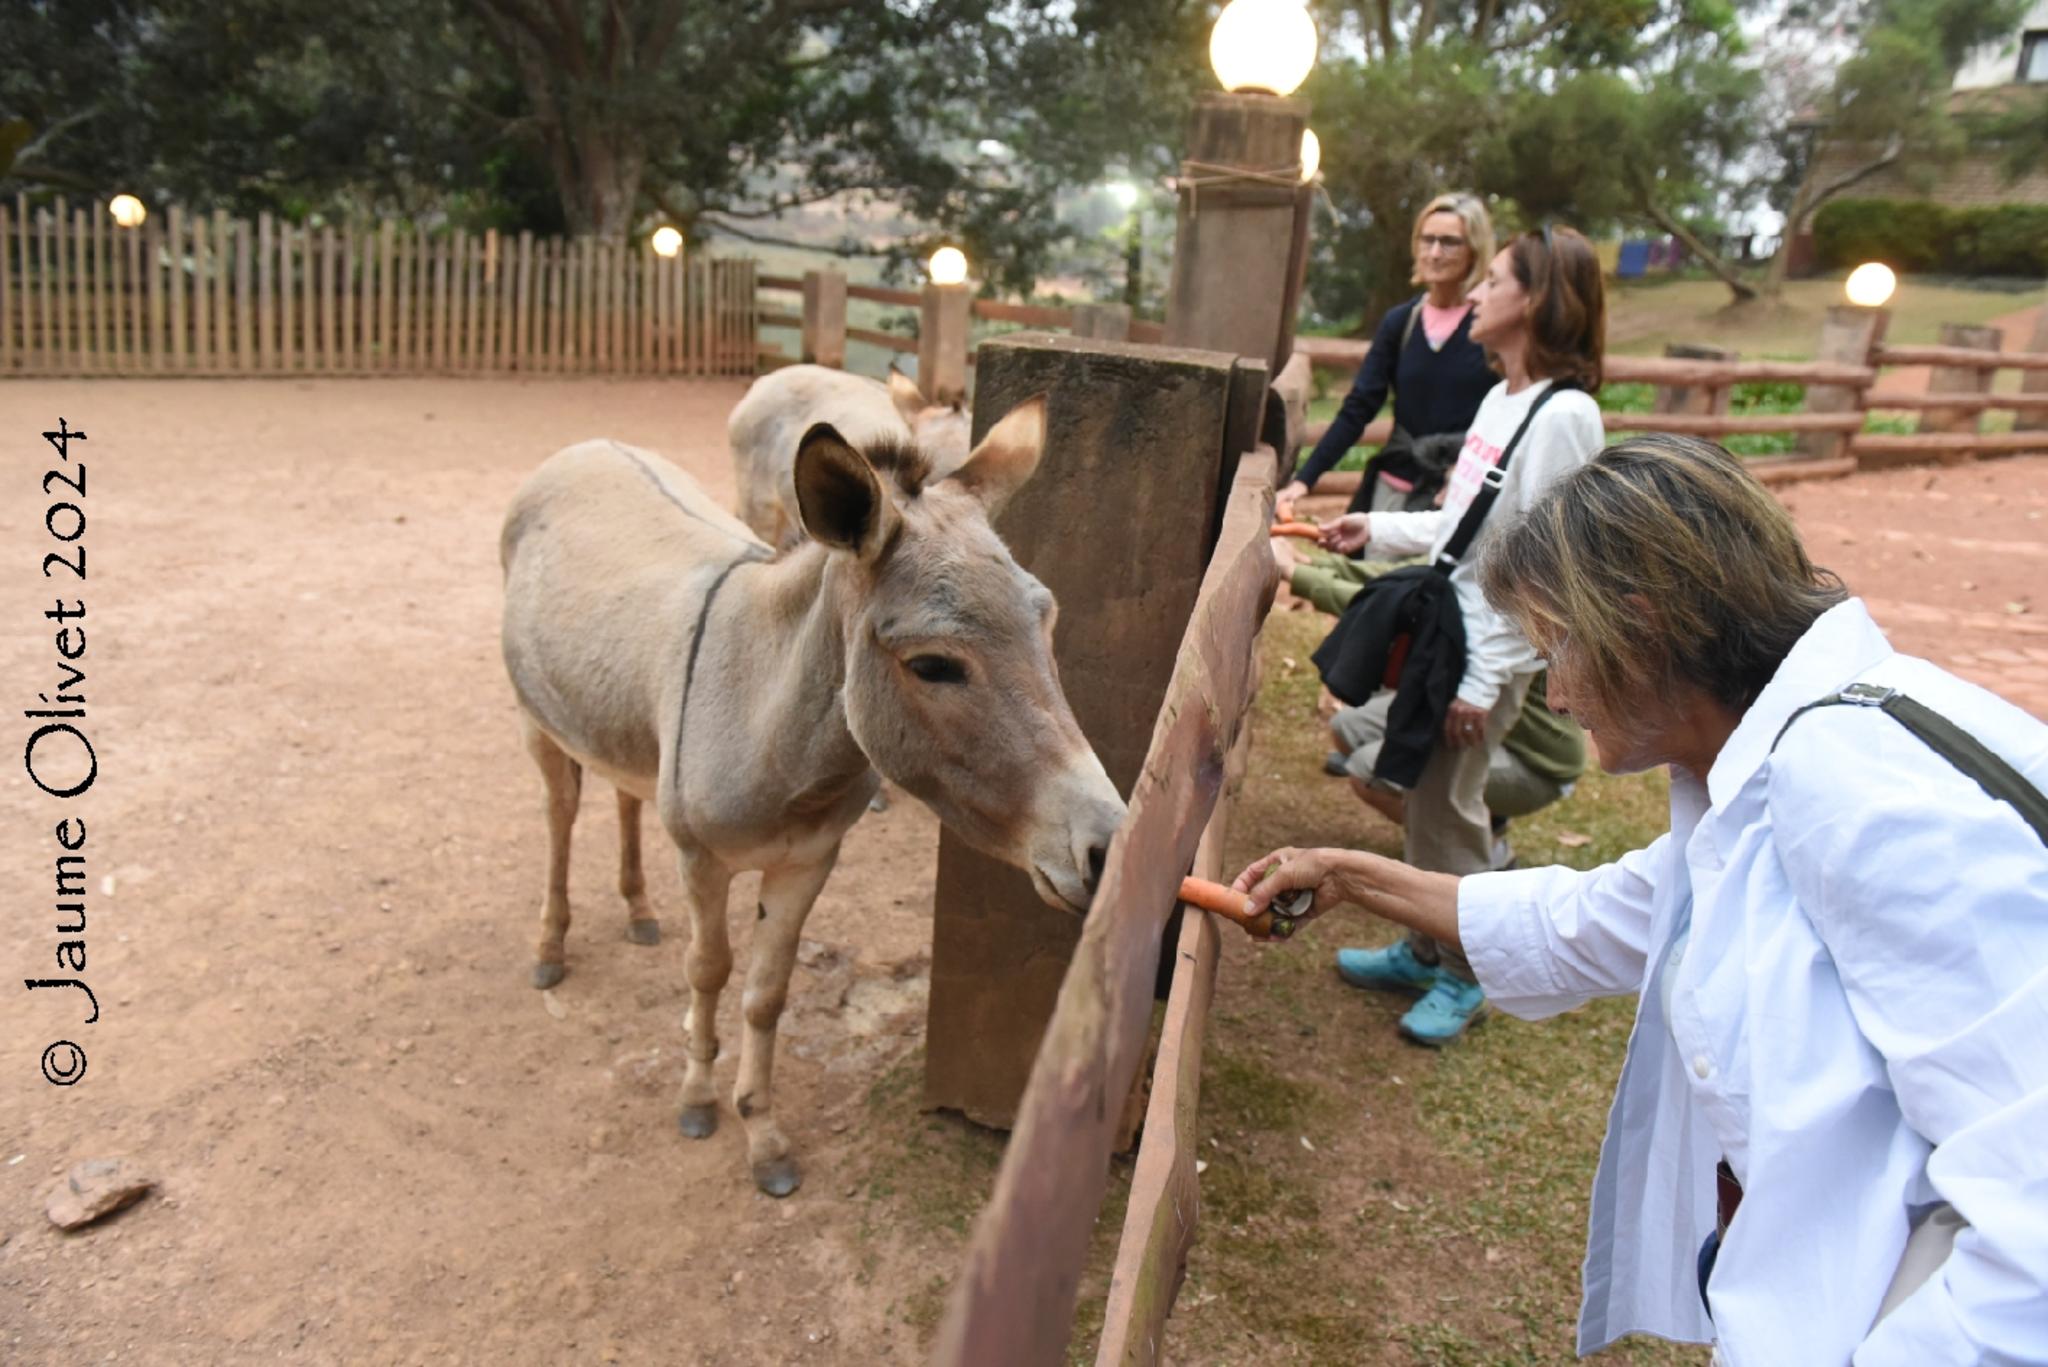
left=1236, top=435, right=2048, bottom=1364
left=1313, top=225, right=1607, bottom=1046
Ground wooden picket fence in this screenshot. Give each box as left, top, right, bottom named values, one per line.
left=0, top=195, right=756, bottom=378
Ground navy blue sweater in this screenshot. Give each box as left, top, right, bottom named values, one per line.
left=1295, top=296, right=1496, bottom=488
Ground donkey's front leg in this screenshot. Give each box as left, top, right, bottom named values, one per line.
left=674, top=844, right=734, bottom=1141
left=734, top=853, right=836, bottom=1197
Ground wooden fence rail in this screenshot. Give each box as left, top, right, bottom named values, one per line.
left=933, top=446, right=1281, bottom=1366
left=1292, top=318, right=2048, bottom=480
left=1, top=196, right=756, bottom=377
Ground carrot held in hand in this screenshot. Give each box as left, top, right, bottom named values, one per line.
left=1178, top=875, right=1313, bottom=940
left=1270, top=522, right=1324, bottom=540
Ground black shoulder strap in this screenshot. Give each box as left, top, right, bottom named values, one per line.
left=1399, top=295, right=1422, bottom=355
left=1772, top=682, right=2048, bottom=847
left=1433, top=382, right=1567, bottom=574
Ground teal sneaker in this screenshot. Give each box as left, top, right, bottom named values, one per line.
left=1399, top=972, right=1487, bottom=1046
left=1334, top=941, right=1438, bottom=994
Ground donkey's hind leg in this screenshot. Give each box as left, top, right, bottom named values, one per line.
left=617, top=790, right=661, bottom=945
left=523, top=719, right=583, bottom=989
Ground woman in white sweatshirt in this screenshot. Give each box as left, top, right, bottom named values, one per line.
left=1313, top=224, right=1607, bottom=1045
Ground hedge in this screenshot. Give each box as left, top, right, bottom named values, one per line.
left=1812, top=198, right=2048, bottom=277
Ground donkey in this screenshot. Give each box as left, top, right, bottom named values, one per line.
left=728, top=364, right=970, bottom=549
left=499, top=398, right=1125, bottom=1196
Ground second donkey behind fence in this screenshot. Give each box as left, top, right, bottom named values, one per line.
left=499, top=397, right=1126, bottom=1196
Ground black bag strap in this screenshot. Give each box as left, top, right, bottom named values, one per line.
left=1433, top=381, right=1567, bottom=574
left=1772, top=681, right=2048, bottom=847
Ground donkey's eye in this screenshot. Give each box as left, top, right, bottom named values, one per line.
left=906, top=654, right=968, bottom=685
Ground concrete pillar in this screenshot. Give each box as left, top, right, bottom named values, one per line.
left=800, top=269, right=846, bottom=368
left=1163, top=91, right=1310, bottom=376
left=918, top=283, right=972, bottom=406
left=923, top=335, right=1268, bottom=1130
left=1802, top=304, right=1888, bottom=462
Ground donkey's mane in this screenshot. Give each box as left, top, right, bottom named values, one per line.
left=859, top=436, right=933, bottom=497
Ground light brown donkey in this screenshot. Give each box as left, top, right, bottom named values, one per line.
left=498, top=398, right=1125, bottom=1195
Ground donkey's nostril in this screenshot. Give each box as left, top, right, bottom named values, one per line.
left=1085, top=843, right=1108, bottom=893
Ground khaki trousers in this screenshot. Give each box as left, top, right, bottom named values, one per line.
left=1403, top=675, right=1532, bottom=984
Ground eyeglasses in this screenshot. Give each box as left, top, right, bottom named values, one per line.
left=1418, top=234, right=1468, bottom=253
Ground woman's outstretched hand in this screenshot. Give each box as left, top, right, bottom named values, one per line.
left=1231, top=847, right=1350, bottom=936
left=1318, top=513, right=1371, bottom=555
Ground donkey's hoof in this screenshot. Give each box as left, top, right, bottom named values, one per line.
left=677, top=1103, right=719, bottom=1139
left=531, top=962, right=566, bottom=989
left=752, top=1157, right=802, bottom=1198
left=627, top=920, right=662, bottom=946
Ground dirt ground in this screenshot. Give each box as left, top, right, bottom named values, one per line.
left=1, top=378, right=2043, bottom=1367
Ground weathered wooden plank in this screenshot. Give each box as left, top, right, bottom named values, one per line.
left=212, top=208, right=231, bottom=371
left=146, top=219, right=166, bottom=373
left=1294, top=334, right=1881, bottom=389
left=934, top=447, right=1280, bottom=1367
left=86, top=202, right=104, bottom=370
left=234, top=217, right=253, bottom=373
left=846, top=281, right=921, bottom=306
left=1603, top=410, right=1867, bottom=435
left=165, top=204, right=185, bottom=372
left=1853, top=430, right=2048, bottom=457
left=845, top=325, right=919, bottom=354
left=53, top=200, right=73, bottom=370
left=339, top=222, right=356, bottom=372
left=457, top=229, right=474, bottom=371
left=123, top=212, right=142, bottom=366
left=191, top=207, right=211, bottom=369
left=972, top=299, right=1073, bottom=328
left=1876, top=344, right=2048, bottom=372
left=1093, top=795, right=1229, bottom=1367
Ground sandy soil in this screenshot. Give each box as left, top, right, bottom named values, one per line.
left=0, top=378, right=2041, bottom=1367
left=1, top=379, right=945, bottom=1366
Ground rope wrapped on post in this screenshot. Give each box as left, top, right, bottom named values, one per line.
left=1173, top=159, right=1304, bottom=216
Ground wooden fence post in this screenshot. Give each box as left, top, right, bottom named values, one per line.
left=924, top=335, right=1266, bottom=1131
left=1801, top=304, right=1887, bottom=462
left=800, top=268, right=847, bottom=368
left=1070, top=303, right=1133, bottom=342
left=2018, top=298, right=2048, bottom=433
left=918, top=281, right=972, bottom=404
left=1655, top=342, right=1738, bottom=415
left=1920, top=322, right=2002, bottom=436
left=1163, top=91, right=1309, bottom=375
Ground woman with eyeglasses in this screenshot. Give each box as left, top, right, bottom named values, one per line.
left=1277, top=192, right=1498, bottom=522
left=1310, top=225, right=1607, bottom=1045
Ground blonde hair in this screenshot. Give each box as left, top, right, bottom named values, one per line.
left=1479, top=434, right=1847, bottom=714
left=1409, top=192, right=1493, bottom=298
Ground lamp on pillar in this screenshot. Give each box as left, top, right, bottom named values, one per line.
left=920, top=246, right=972, bottom=406
left=1164, top=0, right=1319, bottom=376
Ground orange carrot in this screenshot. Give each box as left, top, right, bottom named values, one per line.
left=1178, top=875, right=1255, bottom=923
left=1271, top=522, right=1324, bottom=540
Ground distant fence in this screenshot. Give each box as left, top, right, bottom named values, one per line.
left=754, top=269, right=1166, bottom=391
left=0, top=195, right=757, bottom=378
left=1293, top=310, right=2048, bottom=485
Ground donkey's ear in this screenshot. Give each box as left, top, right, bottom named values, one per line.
left=944, top=396, right=1047, bottom=520
left=794, top=423, right=899, bottom=558
left=886, top=366, right=927, bottom=427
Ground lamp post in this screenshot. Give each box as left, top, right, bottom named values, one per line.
left=1163, top=0, right=1318, bottom=376
left=108, top=194, right=148, bottom=229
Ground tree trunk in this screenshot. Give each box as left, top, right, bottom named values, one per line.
left=1642, top=199, right=1759, bottom=303
left=1758, top=136, right=1905, bottom=301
